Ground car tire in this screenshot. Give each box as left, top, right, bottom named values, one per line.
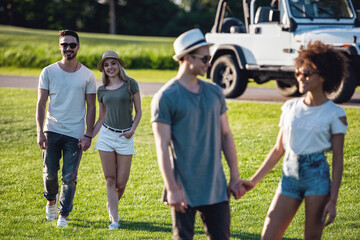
left=275, top=80, right=302, bottom=97
left=327, top=65, right=357, bottom=103
left=211, top=54, right=248, bottom=98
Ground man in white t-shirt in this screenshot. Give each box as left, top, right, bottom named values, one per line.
left=36, top=30, right=96, bottom=227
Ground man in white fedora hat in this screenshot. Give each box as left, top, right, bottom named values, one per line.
left=151, top=28, right=252, bottom=239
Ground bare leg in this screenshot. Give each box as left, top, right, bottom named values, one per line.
left=115, top=154, right=132, bottom=201
left=261, top=193, right=302, bottom=240
left=304, top=195, right=329, bottom=240
left=99, top=151, right=118, bottom=222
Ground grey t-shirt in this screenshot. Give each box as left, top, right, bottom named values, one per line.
left=151, top=78, right=229, bottom=207
left=97, top=77, right=139, bottom=129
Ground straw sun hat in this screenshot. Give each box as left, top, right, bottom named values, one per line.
left=172, top=28, right=213, bottom=61
left=97, top=50, right=126, bottom=72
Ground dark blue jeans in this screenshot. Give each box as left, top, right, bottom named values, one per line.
left=171, top=201, right=230, bottom=240
left=43, top=131, right=82, bottom=217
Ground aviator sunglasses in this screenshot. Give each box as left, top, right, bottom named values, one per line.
left=191, top=54, right=211, bottom=64
left=60, top=42, right=78, bottom=49
left=294, top=69, right=319, bottom=79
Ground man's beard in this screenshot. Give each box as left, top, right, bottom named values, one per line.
left=64, top=51, right=77, bottom=60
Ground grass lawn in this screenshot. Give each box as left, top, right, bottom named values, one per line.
left=0, top=88, right=359, bottom=239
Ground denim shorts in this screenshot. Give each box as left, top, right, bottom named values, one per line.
left=277, top=152, right=331, bottom=200
left=95, top=125, right=135, bottom=155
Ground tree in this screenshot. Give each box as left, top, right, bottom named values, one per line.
left=109, top=0, right=116, bottom=34
left=116, top=0, right=181, bottom=36
left=98, top=0, right=128, bottom=35
left=0, top=0, right=108, bottom=32
left=2, top=0, right=357, bottom=36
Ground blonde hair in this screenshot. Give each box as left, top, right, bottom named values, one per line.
left=101, top=60, right=134, bottom=104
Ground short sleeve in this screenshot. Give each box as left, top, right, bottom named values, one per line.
left=97, top=86, right=104, bottom=103
left=38, top=67, right=49, bottom=90
left=86, top=73, right=97, bottom=94
left=129, top=78, right=140, bottom=94
left=331, top=107, right=347, bottom=135
left=279, top=101, right=289, bottom=128
left=151, top=92, right=172, bottom=125
left=219, top=88, right=228, bottom=115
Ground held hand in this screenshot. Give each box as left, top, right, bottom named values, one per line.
left=322, top=200, right=337, bottom=227
left=228, top=179, right=255, bottom=200
left=240, top=180, right=255, bottom=192
left=119, top=129, right=134, bottom=139
left=167, top=188, right=188, bottom=213
left=228, top=177, right=240, bottom=199
left=78, top=139, right=85, bottom=149
left=78, top=136, right=91, bottom=151
left=228, top=177, right=244, bottom=199
left=37, top=131, right=47, bottom=149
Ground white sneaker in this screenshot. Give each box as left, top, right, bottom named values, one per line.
left=108, top=222, right=120, bottom=230
left=46, top=194, right=58, bottom=221
left=106, top=202, right=120, bottom=222
left=57, top=216, right=68, bottom=227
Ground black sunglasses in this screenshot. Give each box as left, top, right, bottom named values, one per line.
left=294, top=69, right=319, bottom=79
left=60, top=42, right=78, bottom=49
left=191, top=54, right=211, bottom=64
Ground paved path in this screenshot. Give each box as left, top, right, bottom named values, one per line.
left=0, top=75, right=164, bottom=96
left=1, top=75, right=359, bottom=107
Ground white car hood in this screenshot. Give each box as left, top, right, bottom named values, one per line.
left=295, top=27, right=360, bottom=46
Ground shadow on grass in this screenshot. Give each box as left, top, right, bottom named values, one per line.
left=70, top=219, right=301, bottom=240
left=119, top=223, right=303, bottom=240
left=120, top=220, right=171, bottom=232
left=70, top=219, right=108, bottom=229
left=70, top=219, right=172, bottom=232
left=231, top=231, right=302, bottom=240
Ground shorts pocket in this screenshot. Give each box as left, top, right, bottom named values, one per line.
left=301, top=160, right=330, bottom=179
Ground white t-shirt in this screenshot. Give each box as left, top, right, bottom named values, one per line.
left=279, top=98, right=347, bottom=155
left=38, top=62, right=96, bottom=139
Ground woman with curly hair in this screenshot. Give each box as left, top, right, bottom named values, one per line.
left=245, top=41, right=348, bottom=240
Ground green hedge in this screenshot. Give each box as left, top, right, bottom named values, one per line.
left=0, top=25, right=178, bottom=70
left=0, top=45, right=178, bottom=70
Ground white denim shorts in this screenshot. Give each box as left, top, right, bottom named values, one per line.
left=95, top=125, right=135, bottom=155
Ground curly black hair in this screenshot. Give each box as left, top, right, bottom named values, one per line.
left=294, top=41, right=348, bottom=94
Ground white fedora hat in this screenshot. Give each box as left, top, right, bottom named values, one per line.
left=172, top=28, right=213, bottom=61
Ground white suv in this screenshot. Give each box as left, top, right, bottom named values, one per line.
left=206, top=0, right=360, bottom=103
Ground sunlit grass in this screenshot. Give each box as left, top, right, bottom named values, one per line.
left=0, top=88, right=359, bottom=239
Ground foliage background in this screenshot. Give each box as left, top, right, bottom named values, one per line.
left=1, top=0, right=358, bottom=37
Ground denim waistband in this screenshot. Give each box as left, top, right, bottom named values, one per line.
left=298, top=152, right=325, bottom=163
